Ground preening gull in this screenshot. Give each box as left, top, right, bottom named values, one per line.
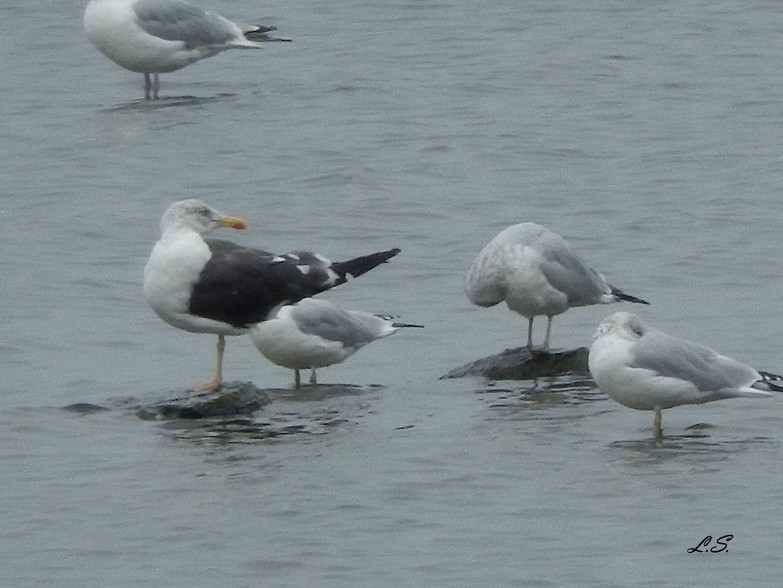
left=250, top=298, right=423, bottom=389
left=143, top=199, right=400, bottom=390
left=464, top=222, right=648, bottom=350
left=589, top=311, right=783, bottom=439
left=84, top=0, right=290, bottom=99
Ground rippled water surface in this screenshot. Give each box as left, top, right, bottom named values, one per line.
left=3, top=1, right=783, bottom=586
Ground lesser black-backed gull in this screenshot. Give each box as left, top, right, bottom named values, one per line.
left=464, top=222, right=648, bottom=350
left=249, top=298, right=423, bottom=389
left=84, top=0, right=290, bottom=100
left=143, top=199, right=401, bottom=390
left=589, top=311, right=783, bottom=439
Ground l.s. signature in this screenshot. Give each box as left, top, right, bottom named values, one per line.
left=687, top=535, right=733, bottom=553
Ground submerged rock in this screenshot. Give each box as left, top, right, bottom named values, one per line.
left=133, top=381, right=272, bottom=420
left=62, top=402, right=110, bottom=414
left=441, top=347, right=590, bottom=380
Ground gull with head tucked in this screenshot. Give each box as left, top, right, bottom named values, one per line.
left=84, top=0, right=290, bottom=99
left=464, top=222, right=648, bottom=350
left=588, top=311, right=783, bottom=439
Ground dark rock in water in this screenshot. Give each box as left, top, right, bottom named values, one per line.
left=62, top=402, right=110, bottom=414
left=441, top=347, right=590, bottom=380
left=134, top=381, right=272, bottom=420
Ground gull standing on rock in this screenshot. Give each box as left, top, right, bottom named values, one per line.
left=589, top=311, right=783, bottom=440
left=464, top=222, right=648, bottom=350
left=250, top=298, right=424, bottom=389
left=143, top=199, right=400, bottom=391
left=84, top=0, right=290, bottom=99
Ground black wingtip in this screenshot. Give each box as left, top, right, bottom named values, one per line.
left=333, top=248, right=401, bottom=280
left=391, top=322, right=425, bottom=329
left=244, top=25, right=292, bottom=42
left=619, top=293, right=650, bottom=305
left=610, top=285, right=650, bottom=305
left=759, top=371, right=783, bottom=392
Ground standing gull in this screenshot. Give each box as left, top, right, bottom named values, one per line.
left=464, top=222, right=648, bottom=350
left=250, top=298, right=423, bottom=389
left=143, top=199, right=400, bottom=390
left=589, top=311, right=783, bottom=439
left=84, top=0, right=290, bottom=100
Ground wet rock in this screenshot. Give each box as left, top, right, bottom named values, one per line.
left=62, top=402, right=110, bottom=414
left=133, top=381, right=272, bottom=420
left=441, top=347, right=590, bottom=380
left=152, top=384, right=380, bottom=441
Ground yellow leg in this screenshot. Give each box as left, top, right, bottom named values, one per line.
left=190, top=335, right=225, bottom=392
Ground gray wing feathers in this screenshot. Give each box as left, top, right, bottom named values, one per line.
left=632, top=331, right=759, bottom=392
left=465, top=222, right=610, bottom=307
left=537, top=245, right=607, bottom=306
left=134, top=0, right=241, bottom=48
left=290, top=302, right=384, bottom=347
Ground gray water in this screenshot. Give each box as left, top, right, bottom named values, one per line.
left=2, top=0, right=783, bottom=585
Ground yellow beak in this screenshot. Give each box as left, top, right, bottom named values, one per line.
left=216, top=215, right=248, bottom=230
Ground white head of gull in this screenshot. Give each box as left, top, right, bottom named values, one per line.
left=588, top=311, right=783, bottom=440
left=83, top=0, right=290, bottom=100
left=143, top=199, right=401, bottom=391
left=464, top=222, right=648, bottom=351
left=250, top=298, right=423, bottom=389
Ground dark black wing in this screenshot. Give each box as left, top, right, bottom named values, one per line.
left=189, top=240, right=399, bottom=328
left=285, top=248, right=401, bottom=287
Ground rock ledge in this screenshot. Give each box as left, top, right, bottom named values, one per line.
left=441, top=347, right=590, bottom=380
left=133, top=381, right=272, bottom=420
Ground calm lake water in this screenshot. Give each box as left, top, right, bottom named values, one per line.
left=2, top=0, right=783, bottom=585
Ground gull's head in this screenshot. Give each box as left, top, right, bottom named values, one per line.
left=593, top=311, right=646, bottom=342
left=159, top=199, right=248, bottom=236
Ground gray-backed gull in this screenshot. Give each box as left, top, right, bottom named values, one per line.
left=464, top=222, right=648, bottom=350
left=250, top=298, right=422, bottom=389
left=84, top=0, right=290, bottom=99
left=589, top=311, right=783, bottom=439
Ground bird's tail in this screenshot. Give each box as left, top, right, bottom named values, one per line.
left=331, top=248, right=401, bottom=281
left=374, top=316, right=424, bottom=329
left=244, top=25, right=292, bottom=42
left=371, top=312, right=424, bottom=329
left=758, top=371, right=783, bottom=392
left=610, top=285, right=650, bottom=305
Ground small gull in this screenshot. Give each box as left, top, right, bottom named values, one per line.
left=143, top=199, right=400, bottom=390
left=589, top=311, right=783, bottom=439
left=250, top=298, right=423, bottom=389
left=464, top=222, right=648, bottom=350
left=84, top=0, right=290, bottom=99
